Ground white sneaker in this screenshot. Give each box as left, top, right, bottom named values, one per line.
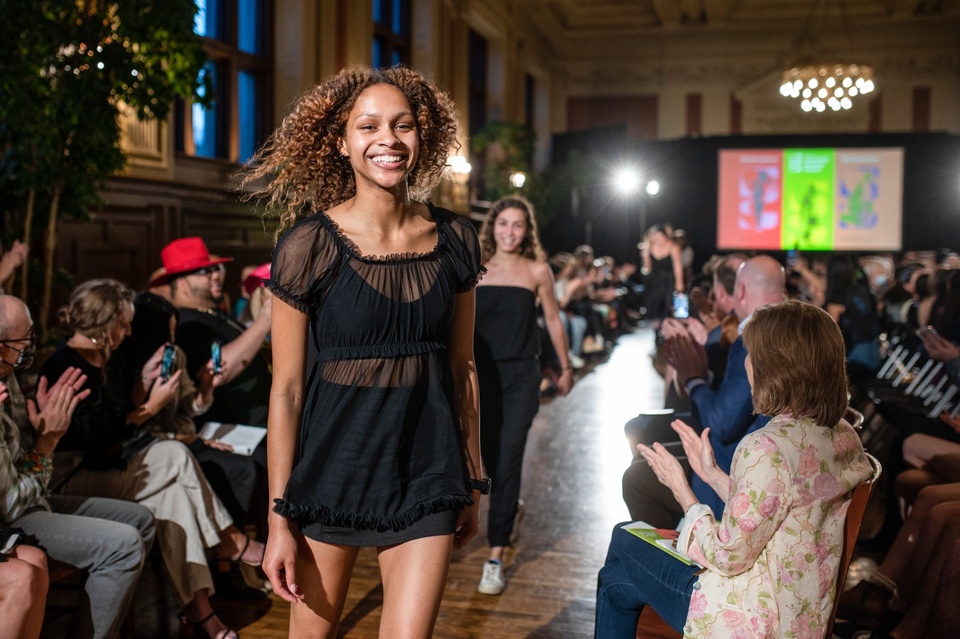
left=477, top=560, right=505, bottom=595
left=568, top=354, right=585, bottom=369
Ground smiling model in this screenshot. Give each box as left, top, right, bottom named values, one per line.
left=243, top=66, right=485, bottom=639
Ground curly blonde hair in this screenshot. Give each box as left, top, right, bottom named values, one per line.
left=242, top=66, right=460, bottom=242
left=478, top=196, right=546, bottom=264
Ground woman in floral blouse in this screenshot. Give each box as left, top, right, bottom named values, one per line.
left=596, top=300, right=874, bottom=638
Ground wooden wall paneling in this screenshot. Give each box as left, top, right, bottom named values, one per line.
left=566, top=95, right=658, bottom=139
left=912, top=86, right=931, bottom=132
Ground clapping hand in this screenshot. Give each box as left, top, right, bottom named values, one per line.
left=637, top=439, right=697, bottom=512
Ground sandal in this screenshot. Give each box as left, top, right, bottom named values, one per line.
left=179, top=611, right=239, bottom=639
left=215, top=535, right=263, bottom=568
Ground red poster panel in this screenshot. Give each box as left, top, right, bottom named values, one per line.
left=717, top=150, right=783, bottom=250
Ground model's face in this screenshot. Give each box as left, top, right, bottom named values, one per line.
left=340, top=83, right=419, bottom=193
left=493, top=207, right=528, bottom=255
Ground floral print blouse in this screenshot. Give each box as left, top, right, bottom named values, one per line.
left=676, top=414, right=873, bottom=639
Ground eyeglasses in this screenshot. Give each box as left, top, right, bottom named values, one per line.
left=0, top=329, right=37, bottom=368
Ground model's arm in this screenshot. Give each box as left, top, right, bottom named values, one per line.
left=219, top=295, right=273, bottom=385
left=447, top=288, right=482, bottom=548
left=671, top=243, right=685, bottom=293
left=262, top=297, right=308, bottom=602
left=536, top=263, right=574, bottom=396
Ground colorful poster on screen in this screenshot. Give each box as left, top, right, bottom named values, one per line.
left=717, top=148, right=904, bottom=251
left=717, top=150, right=783, bottom=250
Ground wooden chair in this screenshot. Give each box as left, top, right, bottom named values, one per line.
left=636, top=453, right=881, bottom=639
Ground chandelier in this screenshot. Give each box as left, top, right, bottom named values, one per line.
left=780, top=63, right=875, bottom=112
left=779, top=0, right=875, bottom=113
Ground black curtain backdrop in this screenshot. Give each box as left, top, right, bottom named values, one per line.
left=540, top=129, right=960, bottom=270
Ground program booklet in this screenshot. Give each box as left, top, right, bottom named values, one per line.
left=621, top=520, right=698, bottom=566
left=197, top=422, right=267, bottom=456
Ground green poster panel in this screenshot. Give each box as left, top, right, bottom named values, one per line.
left=782, top=149, right=835, bottom=250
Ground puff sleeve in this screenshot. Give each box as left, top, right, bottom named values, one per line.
left=266, top=214, right=341, bottom=314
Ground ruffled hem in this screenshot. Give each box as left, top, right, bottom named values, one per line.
left=274, top=494, right=474, bottom=532
left=264, top=279, right=312, bottom=313
left=316, top=208, right=448, bottom=265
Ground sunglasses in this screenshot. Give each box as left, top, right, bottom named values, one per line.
left=189, top=264, right=227, bottom=277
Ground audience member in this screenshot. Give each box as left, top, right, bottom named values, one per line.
left=1, top=295, right=155, bottom=639
left=114, top=291, right=267, bottom=534
left=824, top=254, right=883, bottom=374
left=154, top=238, right=273, bottom=426
left=622, top=255, right=785, bottom=525
left=0, top=240, right=29, bottom=295
left=38, top=279, right=264, bottom=639
left=597, top=301, right=873, bottom=638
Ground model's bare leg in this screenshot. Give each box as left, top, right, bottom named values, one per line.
left=377, top=534, right=454, bottom=639
left=290, top=536, right=359, bottom=639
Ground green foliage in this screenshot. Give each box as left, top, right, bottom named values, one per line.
left=0, top=0, right=208, bottom=319
left=471, top=121, right=536, bottom=202
left=0, top=0, right=208, bottom=210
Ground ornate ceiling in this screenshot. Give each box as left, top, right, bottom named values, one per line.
left=513, top=0, right=957, bottom=58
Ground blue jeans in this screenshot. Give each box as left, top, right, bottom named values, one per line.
left=596, top=523, right=700, bottom=638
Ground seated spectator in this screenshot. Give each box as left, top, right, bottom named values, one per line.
left=0, top=530, right=47, bottom=639
left=0, top=240, right=29, bottom=295
left=152, top=238, right=273, bottom=426
left=622, top=255, right=784, bottom=525
left=38, top=280, right=264, bottom=639
left=1, top=295, right=154, bottom=639
left=551, top=252, right=590, bottom=359
left=114, top=291, right=267, bottom=533
left=824, top=254, right=883, bottom=375
left=597, top=301, right=873, bottom=638
left=237, top=263, right=272, bottom=327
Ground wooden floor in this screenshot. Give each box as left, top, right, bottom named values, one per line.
left=46, top=328, right=667, bottom=639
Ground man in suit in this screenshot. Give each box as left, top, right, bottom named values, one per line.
left=622, top=255, right=786, bottom=525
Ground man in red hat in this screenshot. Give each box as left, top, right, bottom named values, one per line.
left=154, top=237, right=273, bottom=427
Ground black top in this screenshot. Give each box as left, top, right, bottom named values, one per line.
left=39, top=346, right=133, bottom=468
left=265, top=204, right=484, bottom=533
left=474, top=286, right=540, bottom=362
left=646, top=253, right=676, bottom=320
left=176, top=307, right=272, bottom=426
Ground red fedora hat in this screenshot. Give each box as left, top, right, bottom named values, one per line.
left=149, top=237, right=233, bottom=287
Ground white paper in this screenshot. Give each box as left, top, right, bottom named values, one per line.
left=197, top=422, right=266, bottom=456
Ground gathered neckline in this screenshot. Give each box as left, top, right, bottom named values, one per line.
left=316, top=204, right=447, bottom=264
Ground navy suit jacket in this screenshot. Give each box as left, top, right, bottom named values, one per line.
left=688, top=335, right=770, bottom=516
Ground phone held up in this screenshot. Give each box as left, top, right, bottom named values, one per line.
left=160, top=343, right=176, bottom=381
left=211, top=340, right=222, bottom=375
left=672, top=291, right=690, bottom=319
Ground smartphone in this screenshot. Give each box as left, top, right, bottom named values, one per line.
left=159, top=343, right=176, bottom=381
left=211, top=340, right=222, bottom=375
left=916, top=326, right=938, bottom=339
left=672, top=291, right=690, bottom=319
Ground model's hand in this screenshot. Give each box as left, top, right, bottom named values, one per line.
left=263, top=522, right=304, bottom=603
left=453, top=498, right=480, bottom=548
left=556, top=369, right=574, bottom=396
left=663, top=334, right=708, bottom=385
